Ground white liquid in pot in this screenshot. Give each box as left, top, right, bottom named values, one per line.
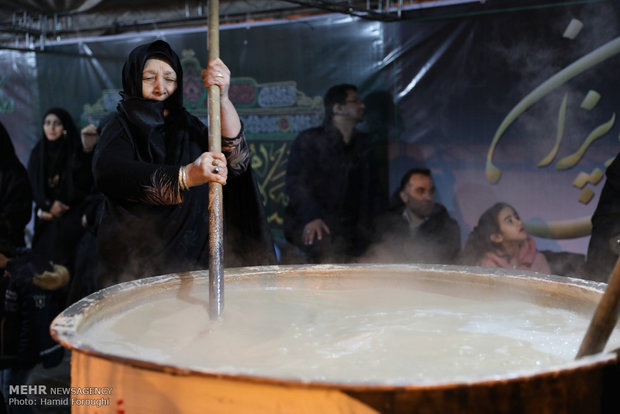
left=78, top=281, right=620, bottom=385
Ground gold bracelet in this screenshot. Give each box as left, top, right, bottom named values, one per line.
left=183, top=166, right=190, bottom=190
left=183, top=165, right=191, bottom=191
left=179, top=166, right=187, bottom=191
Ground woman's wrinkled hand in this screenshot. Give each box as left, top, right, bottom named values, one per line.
left=184, top=152, right=228, bottom=188
left=201, top=58, right=231, bottom=99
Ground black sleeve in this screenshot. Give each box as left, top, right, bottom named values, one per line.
left=285, top=131, right=323, bottom=225
left=94, top=116, right=183, bottom=206
left=27, top=142, right=51, bottom=211
left=2, top=283, right=38, bottom=369
left=445, top=218, right=462, bottom=264
left=65, top=149, right=95, bottom=207
left=0, top=164, right=32, bottom=252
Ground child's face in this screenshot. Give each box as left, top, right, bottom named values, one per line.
left=494, top=206, right=527, bottom=244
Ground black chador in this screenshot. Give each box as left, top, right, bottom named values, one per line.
left=93, top=40, right=274, bottom=285
left=0, top=122, right=32, bottom=257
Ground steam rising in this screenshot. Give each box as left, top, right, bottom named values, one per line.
left=74, top=271, right=620, bottom=384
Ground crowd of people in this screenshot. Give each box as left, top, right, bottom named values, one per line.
left=0, top=39, right=276, bottom=413
left=282, top=82, right=617, bottom=281
left=0, top=39, right=618, bottom=412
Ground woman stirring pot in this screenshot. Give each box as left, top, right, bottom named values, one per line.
left=93, top=40, right=274, bottom=286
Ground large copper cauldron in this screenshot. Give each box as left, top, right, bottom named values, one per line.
left=51, top=264, right=620, bottom=413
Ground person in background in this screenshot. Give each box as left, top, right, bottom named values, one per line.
left=284, top=84, right=380, bottom=263
left=1, top=123, right=70, bottom=413
left=27, top=107, right=94, bottom=279
left=93, top=40, right=274, bottom=286
left=585, top=154, right=620, bottom=282
left=0, top=254, right=69, bottom=414
left=66, top=123, right=104, bottom=305
left=365, top=168, right=460, bottom=264
left=0, top=122, right=32, bottom=270
left=460, top=202, right=550, bottom=273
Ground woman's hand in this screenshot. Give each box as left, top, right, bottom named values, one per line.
left=38, top=211, right=54, bottom=221
left=184, top=152, right=228, bottom=188
left=200, top=58, right=242, bottom=138
left=0, top=252, right=8, bottom=269
left=49, top=200, right=70, bottom=218
left=202, top=58, right=231, bottom=100
left=81, top=123, right=99, bottom=153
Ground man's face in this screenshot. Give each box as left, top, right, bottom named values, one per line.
left=334, top=90, right=365, bottom=123
left=400, top=173, right=435, bottom=218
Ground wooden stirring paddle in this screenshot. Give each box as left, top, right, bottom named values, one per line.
left=576, top=235, right=620, bottom=358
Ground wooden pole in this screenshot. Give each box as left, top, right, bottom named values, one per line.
left=576, top=255, right=620, bottom=358
left=207, top=0, right=224, bottom=320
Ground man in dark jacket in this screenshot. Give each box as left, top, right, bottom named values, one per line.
left=284, top=84, right=380, bottom=263
left=367, top=168, right=461, bottom=264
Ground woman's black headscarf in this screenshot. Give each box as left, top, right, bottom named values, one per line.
left=95, top=40, right=276, bottom=282
left=28, top=107, right=82, bottom=207
left=116, top=40, right=188, bottom=165
left=122, top=39, right=184, bottom=112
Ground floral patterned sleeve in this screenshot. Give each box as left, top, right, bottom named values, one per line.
left=139, top=128, right=249, bottom=205
left=140, top=128, right=249, bottom=205
left=222, top=129, right=250, bottom=176
left=142, top=166, right=184, bottom=206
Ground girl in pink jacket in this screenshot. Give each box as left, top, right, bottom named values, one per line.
left=461, top=202, right=550, bottom=273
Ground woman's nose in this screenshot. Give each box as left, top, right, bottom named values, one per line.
left=152, top=76, right=163, bottom=93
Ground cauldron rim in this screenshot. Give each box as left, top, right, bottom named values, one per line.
left=51, top=263, right=620, bottom=391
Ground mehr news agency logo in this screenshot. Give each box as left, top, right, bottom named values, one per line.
left=8, top=385, right=113, bottom=408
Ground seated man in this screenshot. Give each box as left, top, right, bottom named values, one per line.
left=366, top=168, right=461, bottom=264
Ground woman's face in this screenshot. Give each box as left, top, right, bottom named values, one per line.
left=142, top=57, right=178, bottom=101
left=43, top=114, right=64, bottom=141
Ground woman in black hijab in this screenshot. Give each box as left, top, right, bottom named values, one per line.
left=93, top=40, right=274, bottom=285
left=0, top=122, right=32, bottom=267
left=27, top=108, right=93, bottom=272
